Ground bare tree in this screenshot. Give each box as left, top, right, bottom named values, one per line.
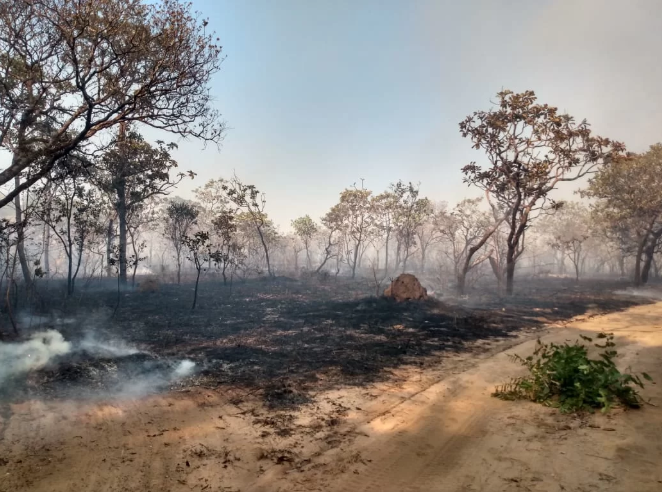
left=436, top=198, right=503, bottom=295
left=36, top=167, right=104, bottom=295
left=416, top=201, right=445, bottom=274
left=314, top=227, right=339, bottom=274
left=371, top=191, right=398, bottom=273
left=285, top=234, right=305, bottom=272
left=126, top=198, right=160, bottom=285
left=540, top=202, right=592, bottom=282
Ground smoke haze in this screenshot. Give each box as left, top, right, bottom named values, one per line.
left=0, top=330, right=72, bottom=384
left=0, top=329, right=196, bottom=399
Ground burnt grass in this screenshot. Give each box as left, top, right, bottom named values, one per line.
left=0, top=275, right=647, bottom=406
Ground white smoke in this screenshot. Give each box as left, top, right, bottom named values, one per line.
left=173, top=359, right=196, bottom=378
left=614, top=287, right=662, bottom=300
left=109, top=359, right=197, bottom=399
left=78, top=333, right=140, bottom=357
left=0, top=330, right=72, bottom=383
left=0, top=329, right=196, bottom=397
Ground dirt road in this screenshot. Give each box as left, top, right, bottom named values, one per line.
left=1, top=301, right=661, bottom=492
left=321, top=302, right=662, bottom=492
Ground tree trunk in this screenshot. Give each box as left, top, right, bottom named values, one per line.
left=42, top=221, right=50, bottom=274
left=71, top=241, right=84, bottom=294
left=653, top=257, right=660, bottom=279
left=640, top=230, right=662, bottom=285
left=129, top=231, right=139, bottom=287
left=420, top=245, right=427, bottom=274
left=106, top=218, right=114, bottom=277
left=558, top=247, right=566, bottom=275
left=255, top=224, right=273, bottom=277
left=641, top=251, right=653, bottom=286
left=315, top=235, right=333, bottom=273
left=358, top=244, right=367, bottom=270
left=633, top=235, right=647, bottom=286
left=132, top=263, right=138, bottom=286
left=351, top=242, right=360, bottom=278
left=5, top=245, right=19, bottom=335
left=488, top=256, right=503, bottom=292
left=192, top=268, right=201, bottom=309
left=14, top=177, right=32, bottom=287
left=394, top=240, right=402, bottom=273
left=505, top=245, right=517, bottom=295
left=456, top=272, right=466, bottom=296
left=384, top=235, right=390, bottom=272
left=116, top=179, right=128, bottom=285
left=67, top=239, right=74, bottom=295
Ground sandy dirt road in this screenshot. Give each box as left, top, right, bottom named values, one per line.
left=322, top=302, right=662, bottom=492
left=1, top=301, right=661, bottom=492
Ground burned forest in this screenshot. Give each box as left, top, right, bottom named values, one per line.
left=1, top=1, right=661, bottom=492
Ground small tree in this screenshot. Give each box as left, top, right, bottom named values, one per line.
left=194, top=178, right=230, bottom=221
left=323, top=184, right=374, bottom=278
left=285, top=235, right=305, bottom=272
left=436, top=198, right=503, bottom=295
left=211, top=210, right=244, bottom=284
left=291, top=215, right=319, bottom=270
left=97, top=129, right=193, bottom=285
left=125, top=198, right=160, bottom=285
left=460, top=90, right=624, bottom=294
left=541, top=202, right=592, bottom=282
left=164, top=201, right=198, bottom=283
left=182, top=231, right=212, bottom=309
left=415, top=202, right=444, bottom=274
left=371, top=191, right=398, bottom=272
left=37, top=168, right=105, bottom=295
left=223, top=175, right=274, bottom=277
left=390, top=181, right=431, bottom=273
left=314, top=227, right=339, bottom=274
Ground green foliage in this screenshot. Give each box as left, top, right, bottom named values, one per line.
left=291, top=215, right=318, bottom=241
left=493, top=333, right=652, bottom=413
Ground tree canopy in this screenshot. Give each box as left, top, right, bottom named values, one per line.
left=0, top=0, right=225, bottom=207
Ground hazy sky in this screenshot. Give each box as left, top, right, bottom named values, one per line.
left=4, top=0, right=662, bottom=229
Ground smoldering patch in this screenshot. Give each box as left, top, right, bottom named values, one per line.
left=0, top=330, right=72, bottom=383
left=0, top=330, right=197, bottom=401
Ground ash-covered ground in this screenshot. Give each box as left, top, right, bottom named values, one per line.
left=0, top=275, right=648, bottom=406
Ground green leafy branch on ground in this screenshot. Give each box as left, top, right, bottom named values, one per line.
left=493, top=333, right=653, bottom=413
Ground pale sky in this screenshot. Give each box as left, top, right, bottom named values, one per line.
left=3, top=0, right=662, bottom=229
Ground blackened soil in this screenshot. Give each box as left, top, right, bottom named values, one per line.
left=0, top=276, right=646, bottom=406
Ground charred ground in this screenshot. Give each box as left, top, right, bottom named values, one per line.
left=0, top=276, right=647, bottom=406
